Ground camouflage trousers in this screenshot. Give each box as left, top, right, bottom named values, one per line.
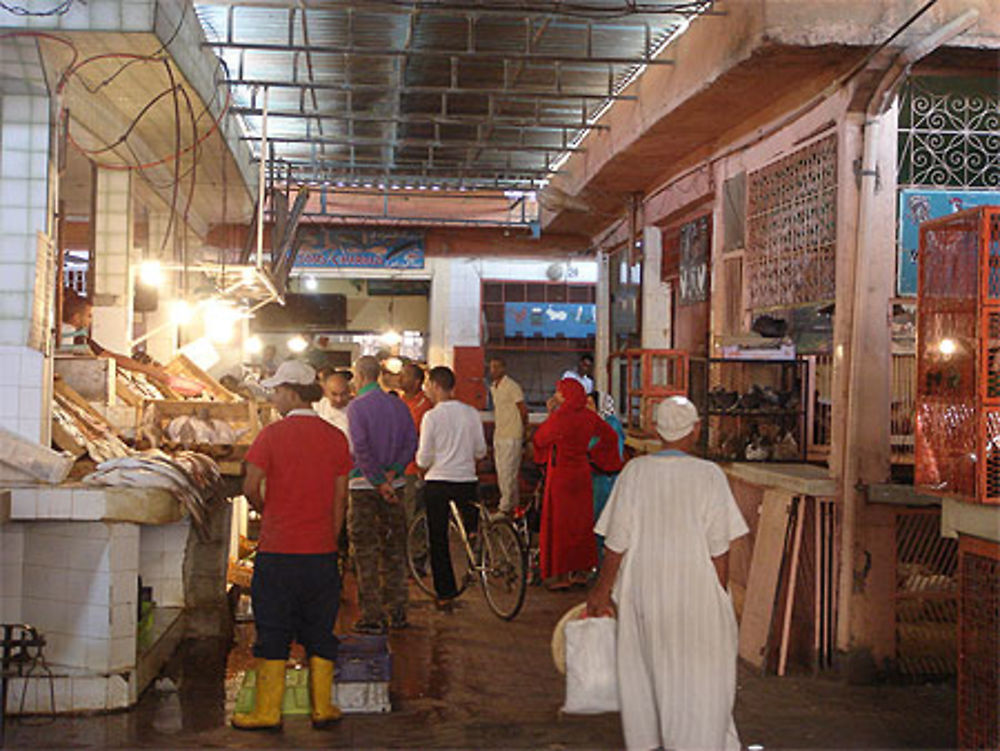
left=348, top=488, right=409, bottom=623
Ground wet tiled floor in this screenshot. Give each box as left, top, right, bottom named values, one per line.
left=4, top=576, right=956, bottom=749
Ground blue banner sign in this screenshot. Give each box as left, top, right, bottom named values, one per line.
left=898, top=189, right=1000, bottom=296
left=296, top=229, right=425, bottom=269
left=504, top=302, right=596, bottom=339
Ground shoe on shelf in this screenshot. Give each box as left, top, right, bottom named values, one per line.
left=389, top=610, right=408, bottom=630
left=352, top=618, right=387, bottom=636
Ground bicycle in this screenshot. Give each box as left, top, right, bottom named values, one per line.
left=406, top=497, right=527, bottom=620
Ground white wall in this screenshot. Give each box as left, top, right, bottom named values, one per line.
left=425, top=256, right=599, bottom=367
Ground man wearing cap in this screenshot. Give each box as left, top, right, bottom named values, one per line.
left=234, top=360, right=353, bottom=732
left=346, top=355, right=418, bottom=634
left=586, top=396, right=749, bottom=751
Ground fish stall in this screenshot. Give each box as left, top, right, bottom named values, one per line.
left=0, top=354, right=270, bottom=714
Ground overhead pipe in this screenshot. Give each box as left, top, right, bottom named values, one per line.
left=256, top=85, right=269, bottom=270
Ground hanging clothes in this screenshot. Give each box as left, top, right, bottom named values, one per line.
left=590, top=393, right=626, bottom=558
left=532, top=378, right=623, bottom=580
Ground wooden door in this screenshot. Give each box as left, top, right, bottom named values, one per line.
left=453, top=346, right=487, bottom=409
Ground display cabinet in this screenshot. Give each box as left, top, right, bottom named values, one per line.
left=915, top=205, right=1000, bottom=503
left=689, top=357, right=808, bottom=462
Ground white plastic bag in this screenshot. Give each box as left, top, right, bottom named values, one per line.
left=561, top=616, right=619, bottom=714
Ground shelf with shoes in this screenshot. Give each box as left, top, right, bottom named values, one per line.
left=690, top=357, right=808, bottom=463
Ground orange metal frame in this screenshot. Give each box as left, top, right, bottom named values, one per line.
left=916, top=205, right=1000, bottom=504
left=607, top=348, right=689, bottom=432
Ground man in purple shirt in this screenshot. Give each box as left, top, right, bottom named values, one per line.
left=347, top=355, right=418, bottom=634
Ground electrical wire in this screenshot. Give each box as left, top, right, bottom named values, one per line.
left=0, top=0, right=77, bottom=16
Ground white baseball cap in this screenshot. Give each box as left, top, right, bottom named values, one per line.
left=261, top=359, right=316, bottom=389
left=655, top=396, right=700, bottom=442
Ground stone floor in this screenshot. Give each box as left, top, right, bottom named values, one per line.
left=3, top=577, right=956, bottom=749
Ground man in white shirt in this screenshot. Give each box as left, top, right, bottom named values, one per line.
left=587, top=396, right=749, bottom=750
left=314, top=369, right=352, bottom=439
left=488, top=357, right=528, bottom=514
left=416, top=366, right=488, bottom=605
left=561, top=353, right=595, bottom=395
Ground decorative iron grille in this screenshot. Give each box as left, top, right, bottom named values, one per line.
left=745, top=135, right=837, bottom=310
left=898, top=76, right=1000, bottom=189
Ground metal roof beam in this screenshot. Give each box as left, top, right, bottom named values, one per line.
left=230, top=107, right=610, bottom=132
left=270, top=157, right=557, bottom=177
left=252, top=134, right=585, bottom=153
left=228, top=77, right=636, bottom=102
left=206, top=40, right=674, bottom=67
left=197, top=0, right=716, bottom=24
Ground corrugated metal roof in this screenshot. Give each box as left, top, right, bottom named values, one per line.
left=195, top=1, right=713, bottom=191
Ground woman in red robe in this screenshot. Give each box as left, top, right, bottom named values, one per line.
left=533, top=378, right=624, bottom=589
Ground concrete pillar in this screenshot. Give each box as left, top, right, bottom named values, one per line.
left=91, top=169, right=133, bottom=355
left=595, top=251, right=611, bottom=395
left=641, top=226, right=671, bottom=349
left=0, top=38, right=53, bottom=443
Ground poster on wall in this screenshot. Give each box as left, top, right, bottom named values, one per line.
left=897, top=189, right=1000, bottom=296
left=678, top=215, right=711, bottom=306
left=296, top=229, right=425, bottom=269
left=504, top=303, right=596, bottom=339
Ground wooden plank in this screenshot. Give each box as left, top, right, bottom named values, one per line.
left=738, top=489, right=793, bottom=668
left=778, top=496, right=805, bottom=676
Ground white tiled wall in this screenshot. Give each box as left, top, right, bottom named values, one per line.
left=0, top=0, right=154, bottom=31
left=0, top=523, right=25, bottom=623
left=0, top=345, right=46, bottom=441
left=19, top=522, right=138, bottom=673
left=140, top=520, right=190, bottom=608
left=0, top=86, right=50, bottom=348
left=92, top=169, right=133, bottom=354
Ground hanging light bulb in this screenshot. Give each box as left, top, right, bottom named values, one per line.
left=938, top=338, right=957, bottom=356
left=287, top=334, right=309, bottom=353
left=303, top=275, right=318, bottom=292
left=204, top=300, right=239, bottom=343
left=170, top=299, right=194, bottom=325
left=139, top=260, right=163, bottom=287
left=380, top=330, right=402, bottom=347
left=245, top=335, right=263, bottom=355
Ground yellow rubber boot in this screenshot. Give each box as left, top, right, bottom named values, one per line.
left=232, top=659, right=285, bottom=731
left=308, top=655, right=342, bottom=729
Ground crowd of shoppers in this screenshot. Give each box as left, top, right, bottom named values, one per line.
left=237, top=351, right=746, bottom=748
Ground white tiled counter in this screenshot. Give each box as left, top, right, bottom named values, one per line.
left=0, top=484, right=193, bottom=713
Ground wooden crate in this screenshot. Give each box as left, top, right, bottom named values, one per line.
left=138, top=398, right=264, bottom=473
left=52, top=377, right=120, bottom=456
left=164, top=354, right=239, bottom=402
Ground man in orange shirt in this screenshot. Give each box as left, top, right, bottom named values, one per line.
left=399, top=362, right=433, bottom=525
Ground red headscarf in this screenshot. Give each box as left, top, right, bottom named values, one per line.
left=556, top=377, right=587, bottom=411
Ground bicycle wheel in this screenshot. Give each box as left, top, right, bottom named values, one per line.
left=479, top=518, right=527, bottom=620
left=406, top=511, right=473, bottom=598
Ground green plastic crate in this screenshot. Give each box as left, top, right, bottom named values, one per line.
left=234, top=667, right=312, bottom=716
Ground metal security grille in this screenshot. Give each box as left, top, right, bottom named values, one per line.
left=958, top=537, right=999, bottom=751
left=894, top=509, right=958, bottom=677
left=898, top=77, right=1000, bottom=189
left=745, top=135, right=837, bottom=311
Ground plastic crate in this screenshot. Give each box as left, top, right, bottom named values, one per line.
left=336, top=633, right=392, bottom=683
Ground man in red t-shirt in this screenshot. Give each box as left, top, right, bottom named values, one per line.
left=232, top=360, right=352, bottom=732
left=400, top=362, right=432, bottom=524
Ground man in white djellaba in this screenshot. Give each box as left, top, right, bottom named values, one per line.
left=587, top=395, right=749, bottom=751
